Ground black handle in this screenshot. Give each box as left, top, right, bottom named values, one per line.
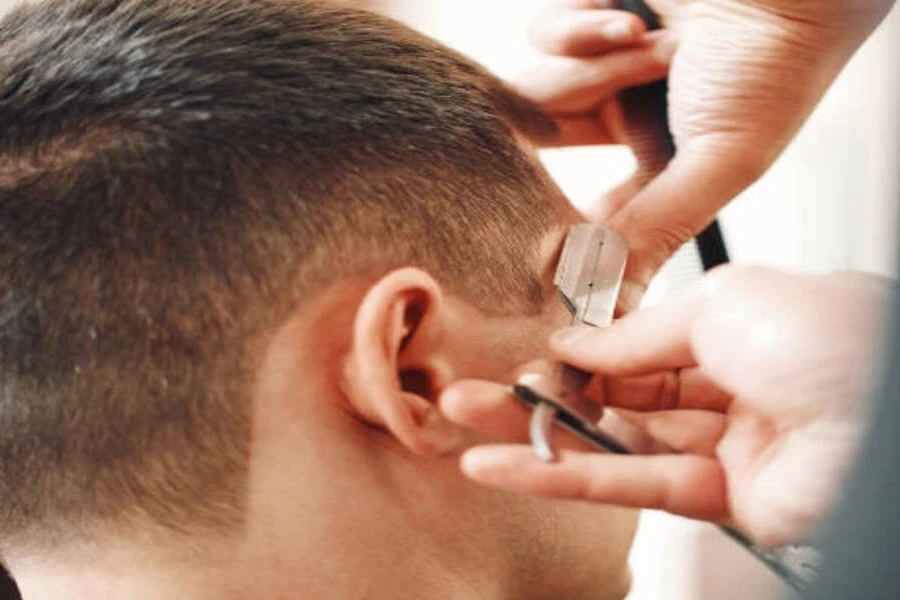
left=615, top=0, right=731, bottom=269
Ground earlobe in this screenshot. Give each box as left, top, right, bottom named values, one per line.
left=342, top=268, right=466, bottom=455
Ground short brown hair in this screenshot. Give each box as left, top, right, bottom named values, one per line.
left=0, top=0, right=562, bottom=547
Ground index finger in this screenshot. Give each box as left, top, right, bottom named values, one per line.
left=461, top=445, right=728, bottom=521
left=609, top=144, right=766, bottom=306
left=529, top=5, right=647, bottom=56
left=550, top=279, right=711, bottom=375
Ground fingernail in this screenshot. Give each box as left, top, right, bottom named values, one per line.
left=601, top=20, right=634, bottom=43
left=550, top=327, right=593, bottom=350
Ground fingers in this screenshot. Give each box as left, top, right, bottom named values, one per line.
left=441, top=375, right=731, bottom=454
left=550, top=282, right=710, bottom=375
left=439, top=380, right=534, bottom=444
left=509, top=31, right=674, bottom=117
left=461, top=445, right=729, bottom=521
left=543, top=106, right=621, bottom=147
left=584, top=368, right=733, bottom=413
left=608, top=143, right=766, bottom=297
left=439, top=380, right=599, bottom=453
left=529, top=7, right=648, bottom=56
left=614, top=408, right=728, bottom=455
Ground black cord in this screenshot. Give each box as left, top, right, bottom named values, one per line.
left=616, top=0, right=731, bottom=271
left=697, top=219, right=731, bottom=270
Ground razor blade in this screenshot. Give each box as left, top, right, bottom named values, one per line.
left=517, top=224, right=658, bottom=460
left=554, top=224, right=628, bottom=327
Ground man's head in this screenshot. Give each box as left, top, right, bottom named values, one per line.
left=0, top=1, right=636, bottom=597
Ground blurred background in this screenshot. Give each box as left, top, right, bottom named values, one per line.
left=1, top=0, right=898, bottom=598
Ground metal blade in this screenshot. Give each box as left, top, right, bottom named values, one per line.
left=554, top=225, right=627, bottom=327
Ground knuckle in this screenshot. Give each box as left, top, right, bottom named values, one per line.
left=582, top=472, right=613, bottom=503
left=619, top=220, right=696, bottom=279
left=647, top=477, right=670, bottom=511
left=656, top=369, right=682, bottom=411
left=646, top=222, right=696, bottom=258
left=571, top=454, right=607, bottom=500
left=616, top=279, right=648, bottom=314
left=729, top=152, right=772, bottom=187
left=555, top=35, right=588, bottom=57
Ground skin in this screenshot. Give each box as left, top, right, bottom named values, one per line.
left=9, top=168, right=641, bottom=600
left=511, top=0, right=896, bottom=310
left=441, top=266, right=892, bottom=547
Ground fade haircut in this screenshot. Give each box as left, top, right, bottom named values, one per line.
left=0, top=0, right=562, bottom=547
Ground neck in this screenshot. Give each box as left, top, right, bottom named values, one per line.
left=7, top=406, right=629, bottom=600
left=11, top=496, right=502, bottom=600
left=10, top=410, right=508, bottom=600
left=11, top=533, right=493, bottom=600
left=12, top=547, right=237, bottom=600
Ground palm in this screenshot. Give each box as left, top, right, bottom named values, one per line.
left=714, top=401, right=852, bottom=543
left=682, top=269, right=886, bottom=542
left=653, top=0, right=890, bottom=190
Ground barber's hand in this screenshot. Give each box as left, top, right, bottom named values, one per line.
left=511, top=5, right=676, bottom=148
left=516, top=0, right=895, bottom=311
left=440, top=267, right=891, bottom=546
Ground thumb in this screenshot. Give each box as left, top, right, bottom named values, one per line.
left=607, top=139, right=766, bottom=312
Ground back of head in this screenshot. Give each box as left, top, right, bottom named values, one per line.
left=0, top=0, right=560, bottom=551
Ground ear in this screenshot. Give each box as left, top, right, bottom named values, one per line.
left=342, top=267, right=466, bottom=455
